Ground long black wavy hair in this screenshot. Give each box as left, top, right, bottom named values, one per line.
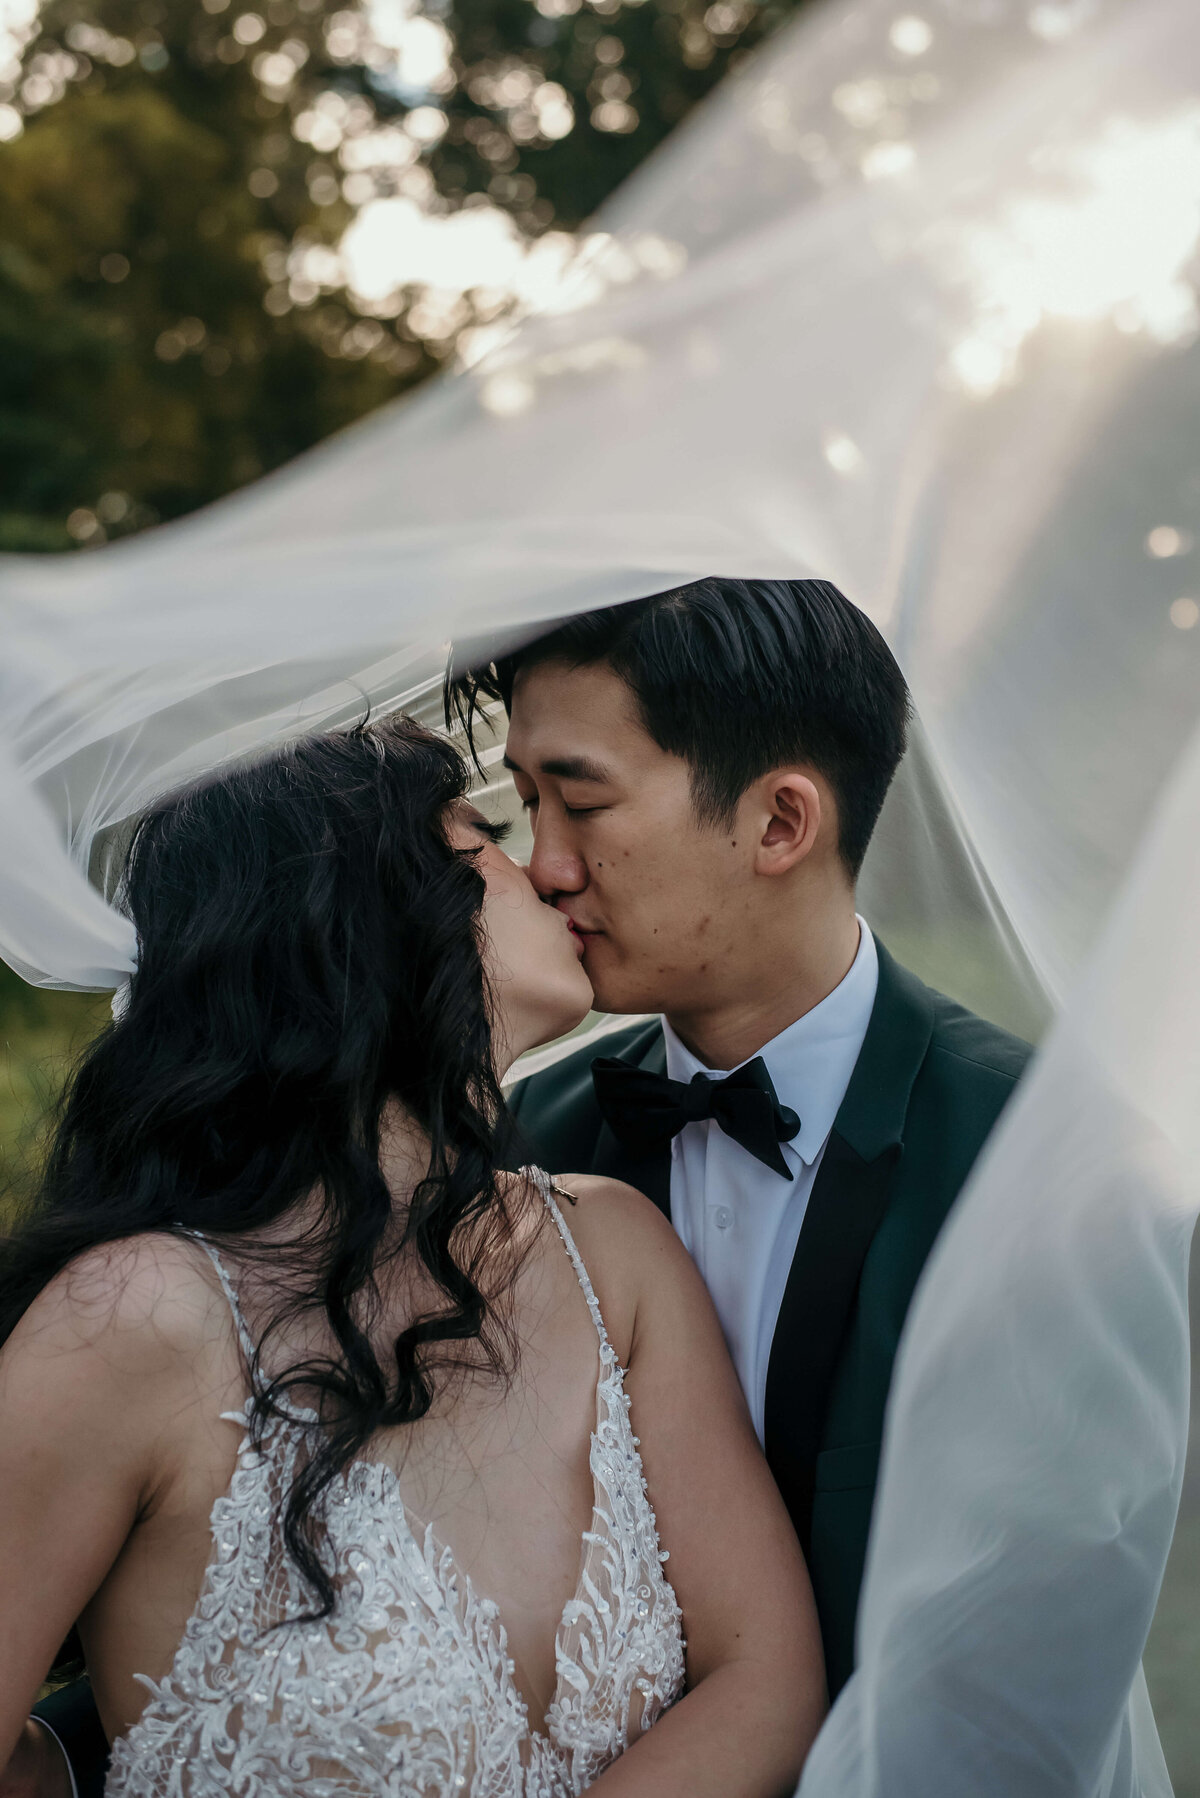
left=0, top=715, right=521, bottom=1624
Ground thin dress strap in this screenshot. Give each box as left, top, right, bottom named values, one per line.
left=181, top=1229, right=257, bottom=1364
left=522, top=1165, right=616, bottom=1358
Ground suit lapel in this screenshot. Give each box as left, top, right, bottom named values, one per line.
left=588, top=1025, right=672, bottom=1218
left=763, top=943, right=935, bottom=1549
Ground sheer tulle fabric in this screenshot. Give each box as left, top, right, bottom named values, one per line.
left=2, top=0, right=1198, bottom=1792
left=799, top=724, right=1200, bottom=1798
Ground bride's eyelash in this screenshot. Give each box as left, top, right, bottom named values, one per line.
left=475, top=817, right=514, bottom=844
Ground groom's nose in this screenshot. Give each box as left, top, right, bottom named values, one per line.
left=527, top=816, right=587, bottom=900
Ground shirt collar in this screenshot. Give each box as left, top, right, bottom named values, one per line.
left=661, top=919, right=880, bottom=1169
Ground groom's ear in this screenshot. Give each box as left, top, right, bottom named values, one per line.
left=750, top=770, right=823, bottom=877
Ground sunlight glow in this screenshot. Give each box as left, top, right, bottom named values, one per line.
left=477, top=335, right=647, bottom=416
left=332, top=187, right=685, bottom=350
left=942, top=108, right=1200, bottom=397
left=862, top=139, right=915, bottom=180
left=0, top=0, right=37, bottom=111
left=477, top=371, right=537, bottom=417
left=325, top=0, right=454, bottom=95
left=340, top=198, right=533, bottom=303
left=1028, top=2, right=1094, bottom=44
left=889, top=16, right=933, bottom=57
left=1146, top=526, right=1193, bottom=559
left=367, top=0, right=451, bottom=95
left=823, top=431, right=865, bottom=475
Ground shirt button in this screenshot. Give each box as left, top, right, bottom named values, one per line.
left=712, top=1206, right=733, bottom=1230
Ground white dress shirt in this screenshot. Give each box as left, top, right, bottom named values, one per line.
left=663, top=920, right=879, bottom=1443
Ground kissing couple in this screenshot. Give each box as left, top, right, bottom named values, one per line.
left=0, top=577, right=1028, bottom=1798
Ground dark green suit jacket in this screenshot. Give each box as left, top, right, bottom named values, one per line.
left=506, top=940, right=1031, bottom=1698
left=35, top=942, right=1029, bottom=1788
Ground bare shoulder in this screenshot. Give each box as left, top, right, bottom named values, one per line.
left=0, top=1235, right=244, bottom=1561
left=3, top=1231, right=231, bottom=1391
left=550, top=1173, right=677, bottom=1238
left=543, top=1174, right=706, bottom=1363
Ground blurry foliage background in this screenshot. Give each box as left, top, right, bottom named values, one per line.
left=0, top=0, right=803, bottom=552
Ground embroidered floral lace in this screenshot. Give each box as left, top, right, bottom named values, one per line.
left=105, top=1171, right=685, bottom=1796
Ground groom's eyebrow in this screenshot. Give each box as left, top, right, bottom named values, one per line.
left=502, top=752, right=612, bottom=783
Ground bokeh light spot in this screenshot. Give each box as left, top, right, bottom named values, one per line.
left=823, top=431, right=865, bottom=476
left=1146, top=526, right=1193, bottom=559
left=890, top=16, right=933, bottom=57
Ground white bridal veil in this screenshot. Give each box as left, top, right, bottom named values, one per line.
left=1, top=0, right=1198, bottom=1789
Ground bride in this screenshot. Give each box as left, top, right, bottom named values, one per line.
left=0, top=715, right=824, bottom=1797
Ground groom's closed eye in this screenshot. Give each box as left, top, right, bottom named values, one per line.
left=517, top=792, right=604, bottom=819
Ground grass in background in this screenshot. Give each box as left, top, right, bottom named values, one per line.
left=0, top=968, right=107, bottom=1229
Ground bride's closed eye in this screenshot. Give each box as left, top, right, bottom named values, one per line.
left=470, top=815, right=514, bottom=845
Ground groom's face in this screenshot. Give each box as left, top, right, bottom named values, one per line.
left=504, top=658, right=750, bottom=1017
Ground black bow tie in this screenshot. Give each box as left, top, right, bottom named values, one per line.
left=591, top=1054, right=800, bottom=1178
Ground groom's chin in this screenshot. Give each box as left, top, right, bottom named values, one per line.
left=582, top=953, right=657, bottom=1020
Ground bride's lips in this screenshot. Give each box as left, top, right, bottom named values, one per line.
left=564, top=916, right=602, bottom=956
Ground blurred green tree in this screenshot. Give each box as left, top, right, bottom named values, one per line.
left=0, top=1, right=435, bottom=550
left=433, top=0, right=786, bottom=227
left=0, top=0, right=800, bottom=550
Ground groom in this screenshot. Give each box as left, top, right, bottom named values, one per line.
left=456, top=575, right=1031, bottom=1700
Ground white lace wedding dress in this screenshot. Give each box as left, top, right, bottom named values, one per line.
left=105, top=1171, right=685, bottom=1796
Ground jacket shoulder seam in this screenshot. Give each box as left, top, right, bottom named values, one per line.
left=926, top=1038, right=1027, bottom=1082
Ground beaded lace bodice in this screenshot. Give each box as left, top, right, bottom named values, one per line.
left=105, top=1171, right=685, bottom=1797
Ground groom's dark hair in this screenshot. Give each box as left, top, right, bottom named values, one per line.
left=448, top=576, right=910, bottom=878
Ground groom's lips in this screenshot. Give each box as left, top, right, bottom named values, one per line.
left=562, top=911, right=603, bottom=944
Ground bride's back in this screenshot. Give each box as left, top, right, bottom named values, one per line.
left=73, top=1173, right=577, bottom=1713
left=74, top=1166, right=685, bottom=1796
